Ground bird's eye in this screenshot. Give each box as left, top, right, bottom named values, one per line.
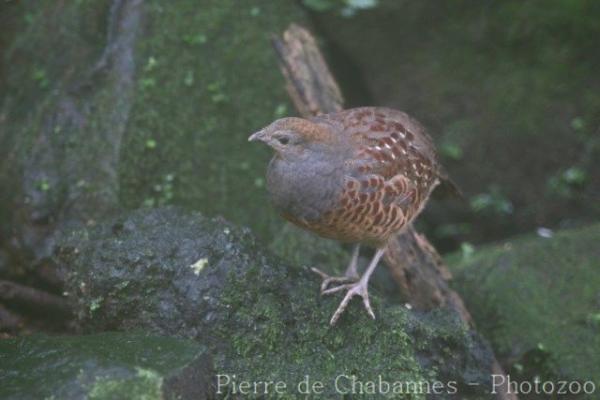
left=276, top=136, right=290, bottom=145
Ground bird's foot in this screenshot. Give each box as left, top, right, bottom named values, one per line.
left=322, top=278, right=375, bottom=325
left=310, top=267, right=358, bottom=294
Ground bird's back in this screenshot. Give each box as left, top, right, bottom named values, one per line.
left=312, top=107, right=439, bottom=173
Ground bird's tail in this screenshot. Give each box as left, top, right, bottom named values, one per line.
left=435, top=170, right=465, bottom=201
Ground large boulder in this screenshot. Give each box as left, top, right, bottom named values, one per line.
left=449, top=223, right=600, bottom=388
left=56, top=206, right=499, bottom=399
left=0, top=332, right=213, bottom=400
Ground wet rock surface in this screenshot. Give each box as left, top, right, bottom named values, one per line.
left=56, top=206, right=499, bottom=399
left=59, top=207, right=265, bottom=339
left=0, top=332, right=214, bottom=400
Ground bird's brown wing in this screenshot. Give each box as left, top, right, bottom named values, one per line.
left=313, top=106, right=440, bottom=189
left=308, top=107, right=442, bottom=244
left=317, top=107, right=436, bottom=169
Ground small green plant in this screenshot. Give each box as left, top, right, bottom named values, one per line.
left=460, top=242, right=475, bottom=261
left=36, top=179, right=51, bottom=192
left=32, top=68, right=50, bottom=89
left=469, top=185, right=513, bottom=215
left=249, top=6, right=261, bottom=17
left=570, top=116, right=585, bottom=132
left=547, top=166, right=588, bottom=198
left=143, top=173, right=176, bottom=207
left=207, top=80, right=229, bottom=104
left=439, top=142, right=463, bottom=161
left=89, top=297, right=103, bottom=312
left=145, top=138, right=157, bottom=149
left=273, top=103, right=288, bottom=119
left=184, top=70, right=194, bottom=87
left=144, top=56, right=157, bottom=72
left=182, top=33, right=207, bottom=46
left=253, top=177, right=264, bottom=188
left=439, top=119, right=472, bottom=161
left=24, top=13, right=34, bottom=24
left=587, top=313, right=600, bottom=328
left=139, top=77, right=156, bottom=89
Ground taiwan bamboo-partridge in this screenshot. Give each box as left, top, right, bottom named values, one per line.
left=249, top=107, right=444, bottom=325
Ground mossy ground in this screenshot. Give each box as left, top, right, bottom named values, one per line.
left=448, top=223, right=600, bottom=386
left=0, top=332, right=207, bottom=400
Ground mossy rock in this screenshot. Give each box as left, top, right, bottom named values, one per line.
left=448, top=223, right=600, bottom=387
left=57, top=206, right=499, bottom=399
left=0, top=0, right=307, bottom=255
left=0, top=332, right=213, bottom=400
left=118, top=0, right=306, bottom=238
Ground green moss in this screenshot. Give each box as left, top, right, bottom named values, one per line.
left=0, top=332, right=207, bottom=399
left=0, top=0, right=307, bottom=251
left=269, top=223, right=349, bottom=274
left=449, top=223, right=600, bottom=385
left=214, top=252, right=483, bottom=399
left=89, top=296, right=103, bottom=313
left=88, top=368, right=163, bottom=400
left=55, top=207, right=494, bottom=399
left=118, top=0, right=307, bottom=241
left=1, top=0, right=111, bottom=237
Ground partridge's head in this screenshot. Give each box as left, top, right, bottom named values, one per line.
left=248, top=117, right=335, bottom=158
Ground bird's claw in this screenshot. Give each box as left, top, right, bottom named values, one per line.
left=328, top=279, right=375, bottom=326
left=310, top=267, right=358, bottom=294
left=310, top=266, right=374, bottom=325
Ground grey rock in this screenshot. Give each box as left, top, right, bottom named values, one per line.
left=0, top=332, right=214, bottom=400
left=57, top=206, right=500, bottom=399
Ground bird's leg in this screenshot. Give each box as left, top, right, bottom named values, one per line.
left=323, top=247, right=386, bottom=325
left=344, top=244, right=360, bottom=280
left=311, top=244, right=360, bottom=293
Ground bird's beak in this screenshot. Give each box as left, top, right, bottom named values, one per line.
left=248, top=129, right=266, bottom=142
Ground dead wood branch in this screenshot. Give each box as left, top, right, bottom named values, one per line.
left=0, top=280, right=71, bottom=318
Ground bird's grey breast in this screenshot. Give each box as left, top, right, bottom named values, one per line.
left=266, top=154, right=344, bottom=222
